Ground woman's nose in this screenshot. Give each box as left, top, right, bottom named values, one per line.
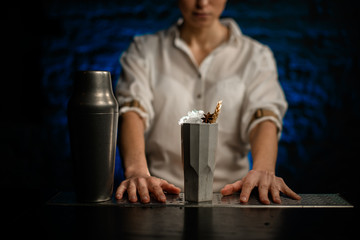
left=197, top=0, right=210, bottom=8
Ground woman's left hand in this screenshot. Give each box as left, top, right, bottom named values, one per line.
left=220, top=169, right=301, bottom=204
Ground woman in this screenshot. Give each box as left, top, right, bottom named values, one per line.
left=115, top=0, right=301, bottom=204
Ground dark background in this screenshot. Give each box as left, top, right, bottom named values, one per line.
left=2, top=0, right=359, bottom=205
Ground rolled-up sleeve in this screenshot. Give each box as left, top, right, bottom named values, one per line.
left=240, top=46, right=288, bottom=143
left=116, top=37, right=154, bottom=131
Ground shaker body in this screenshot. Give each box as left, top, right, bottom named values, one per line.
left=67, top=71, right=119, bottom=203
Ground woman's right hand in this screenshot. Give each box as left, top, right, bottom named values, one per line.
left=117, top=112, right=180, bottom=203
left=115, top=175, right=181, bottom=203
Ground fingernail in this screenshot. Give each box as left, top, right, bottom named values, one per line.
left=241, top=196, right=247, bottom=202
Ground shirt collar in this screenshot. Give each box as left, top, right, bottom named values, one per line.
left=169, top=18, right=243, bottom=46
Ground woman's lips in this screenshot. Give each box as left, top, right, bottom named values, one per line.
left=193, top=12, right=211, bottom=18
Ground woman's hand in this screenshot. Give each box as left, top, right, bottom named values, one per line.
left=117, top=112, right=180, bottom=203
left=220, top=169, right=301, bottom=204
left=115, top=175, right=181, bottom=203
left=222, top=121, right=300, bottom=204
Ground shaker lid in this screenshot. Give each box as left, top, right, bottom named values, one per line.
left=68, top=71, right=119, bottom=113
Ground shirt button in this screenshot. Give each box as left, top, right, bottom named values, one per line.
left=197, top=94, right=202, bottom=99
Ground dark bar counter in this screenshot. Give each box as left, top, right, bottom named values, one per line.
left=10, top=192, right=357, bottom=239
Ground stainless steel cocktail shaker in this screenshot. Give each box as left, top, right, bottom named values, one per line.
left=67, top=71, right=118, bottom=202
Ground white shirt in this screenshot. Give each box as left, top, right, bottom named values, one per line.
left=116, top=18, right=287, bottom=192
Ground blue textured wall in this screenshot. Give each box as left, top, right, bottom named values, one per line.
left=2, top=0, right=359, bottom=201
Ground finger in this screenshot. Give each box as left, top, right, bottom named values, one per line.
left=239, top=182, right=254, bottom=203
left=220, top=184, right=233, bottom=196
left=150, top=184, right=167, bottom=203
left=258, top=184, right=270, bottom=205
left=220, top=180, right=242, bottom=196
left=127, top=180, right=138, bottom=203
left=282, top=185, right=301, bottom=200
left=160, top=181, right=181, bottom=195
left=115, top=181, right=128, bottom=199
left=278, top=178, right=301, bottom=200
left=270, top=186, right=281, bottom=204
left=136, top=178, right=150, bottom=203
left=147, top=178, right=167, bottom=202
